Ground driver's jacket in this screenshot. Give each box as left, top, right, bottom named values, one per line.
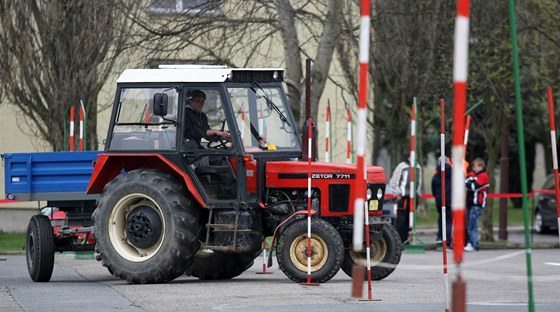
left=184, top=106, right=211, bottom=148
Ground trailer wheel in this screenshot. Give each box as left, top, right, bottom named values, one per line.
left=94, top=169, right=201, bottom=284
left=276, top=218, right=344, bottom=283
left=26, top=215, right=55, bottom=282
left=190, top=250, right=260, bottom=280
left=341, top=223, right=402, bottom=281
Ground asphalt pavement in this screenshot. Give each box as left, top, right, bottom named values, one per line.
left=1, top=248, right=560, bottom=312
left=1, top=226, right=558, bottom=312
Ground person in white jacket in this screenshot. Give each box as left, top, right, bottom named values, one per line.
left=389, top=152, right=422, bottom=243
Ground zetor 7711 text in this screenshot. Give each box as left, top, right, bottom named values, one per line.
left=2, top=65, right=402, bottom=284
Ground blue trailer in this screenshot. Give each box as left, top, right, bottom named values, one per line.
left=3, top=151, right=100, bottom=202
left=2, top=151, right=101, bottom=281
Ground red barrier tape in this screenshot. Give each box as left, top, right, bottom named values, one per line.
left=384, top=189, right=555, bottom=200
left=0, top=199, right=21, bottom=204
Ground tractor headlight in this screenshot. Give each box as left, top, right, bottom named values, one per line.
left=377, top=188, right=383, bottom=200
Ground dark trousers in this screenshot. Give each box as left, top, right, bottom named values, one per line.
left=395, top=197, right=411, bottom=243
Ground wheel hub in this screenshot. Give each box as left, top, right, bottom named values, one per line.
left=290, top=235, right=328, bottom=271
left=126, top=206, right=162, bottom=249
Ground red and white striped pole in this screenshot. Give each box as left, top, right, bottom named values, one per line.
left=79, top=105, right=84, bottom=151
left=69, top=106, right=75, bottom=152
left=352, top=0, right=370, bottom=253
left=451, top=1, right=470, bottom=311
left=256, top=239, right=272, bottom=275
left=464, top=115, right=471, bottom=160
left=302, top=118, right=318, bottom=286
left=325, top=103, right=331, bottom=162
left=347, top=104, right=353, bottom=164
left=408, top=99, right=417, bottom=243
left=351, top=0, right=371, bottom=300
left=363, top=197, right=373, bottom=300
left=440, top=99, right=450, bottom=312
left=546, top=86, right=560, bottom=246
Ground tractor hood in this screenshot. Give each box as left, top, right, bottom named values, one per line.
left=265, top=161, right=386, bottom=188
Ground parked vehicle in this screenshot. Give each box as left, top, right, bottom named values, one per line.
left=3, top=65, right=402, bottom=284
left=533, top=174, right=559, bottom=234
left=382, top=187, right=397, bottom=227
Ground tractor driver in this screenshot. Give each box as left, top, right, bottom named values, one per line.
left=184, top=89, right=236, bottom=196
left=183, top=89, right=232, bottom=150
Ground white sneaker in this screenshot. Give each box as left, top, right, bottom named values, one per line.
left=464, top=243, right=474, bottom=252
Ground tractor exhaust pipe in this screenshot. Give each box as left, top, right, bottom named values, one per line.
left=301, top=59, right=318, bottom=161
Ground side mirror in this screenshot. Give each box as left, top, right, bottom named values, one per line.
left=153, top=93, right=168, bottom=116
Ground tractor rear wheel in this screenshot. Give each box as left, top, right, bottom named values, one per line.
left=190, top=251, right=260, bottom=280
left=93, top=169, right=201, bottom=284
left=26, top=215, right=55, bottom=282
left=341, top=223, right=402, bottom=281
left=276, top=218, right=344, bottom=283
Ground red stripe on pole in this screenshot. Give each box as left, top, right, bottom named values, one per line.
left=453, top=83, right=467, bottom=145
left=548, top=87, right=556, bottom=131
left=457, top=0, right=470, bottom=17
left=358, top=64, right=368, bottom=105
left=360, top=1, right=370, bottom=16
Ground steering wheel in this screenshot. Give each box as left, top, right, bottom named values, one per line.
left=206, top=120, right=230, bottom=149
left=207, top=134, right=230, bottom=149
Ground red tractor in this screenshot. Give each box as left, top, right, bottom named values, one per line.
left=15, top=65, right=402, bottom=284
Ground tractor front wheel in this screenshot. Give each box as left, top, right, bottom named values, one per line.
left=276, top=218, right=344, bottom=283
left=341, top=223, right=402, bottom=281
left=93, top=169, right=201, bottom=284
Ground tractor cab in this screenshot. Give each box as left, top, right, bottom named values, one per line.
left=103, top=65, right=301, bottom=207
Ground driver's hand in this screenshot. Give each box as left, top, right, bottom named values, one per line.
left=208, top=129, right=232, bottom=142
left=221, top=130, right=232, bottom=142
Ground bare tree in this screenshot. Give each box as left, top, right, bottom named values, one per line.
left=121, top=0, right=345, bottom=125
left=336, top=0, right=454, bottom=167
left=0, top=1, right=135, bottom=151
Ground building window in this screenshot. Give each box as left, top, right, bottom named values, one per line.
left=148, top=0, right=223, bottom=16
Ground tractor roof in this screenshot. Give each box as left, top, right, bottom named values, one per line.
left=117, top=65, right=284, bottom=83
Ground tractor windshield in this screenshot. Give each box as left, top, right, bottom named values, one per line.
left=228, top=86, right=299, bottom=152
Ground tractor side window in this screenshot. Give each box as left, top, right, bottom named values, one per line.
left=109, top=87, right=178, bottom=151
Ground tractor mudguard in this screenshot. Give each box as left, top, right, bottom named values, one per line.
left=86, top=154, right=205, bottom=206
